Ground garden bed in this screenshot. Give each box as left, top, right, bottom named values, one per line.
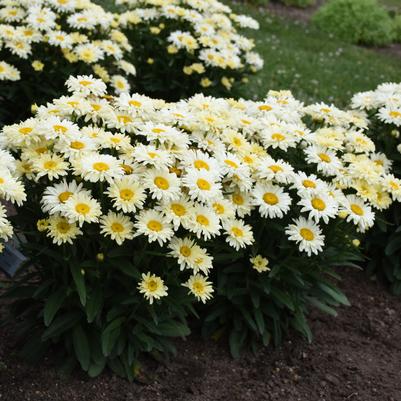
left=1, top=267, right=400, bottom=401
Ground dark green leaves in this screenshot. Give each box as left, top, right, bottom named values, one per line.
left=43, top=288, right=67, bottom=326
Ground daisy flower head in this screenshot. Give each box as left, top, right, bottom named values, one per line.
left=100, top=211, right=134, bottom=245
left=106, top=177, right=146, bottom=213
left=187, top=204, right=221, bottom=240
left=132, top=144, right=174, bottom=169
left=143, top=168, right=181, bottom=201
left=298, top=191, right=338, bottom=224
left=223, top=219, right=254, bottom=250
left=46, top=215, right=83, bottom=245
left=73, top=153, right=124, bottom=183
left=32, top=153, right=69, bottom=181
left=183, top=169, right=222, bottom=203
left=63, top=192, right=102, bottom=226
left=158, top=196, right=194, bottom=229
left=138, top=272, right=168, bottom=305
left=135, top=209, right=174, bottom=246
left=340, top=195, right=375, bottom=233
left=250, top=255, right=270, bottom=273
left=168, top=236, right=198, bottom=271
left=41, top=180, right=90, bottom=215
left=252, top=183, right=291, bottom=219
left=304, top=145, right=342, bottom=176
left=377, top=106, right=401, bottom=127
left=292, top=172, right=328, bottom=196
left=66, top=75, right=107, bottom=97
left=255, top=156, right=295, bottom=184
left=183, top=274, right=214, bottom=304
left=285, top=217, right=325, bottom=256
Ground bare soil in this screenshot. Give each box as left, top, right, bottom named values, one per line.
left=0, top=267, right=401, bottom=401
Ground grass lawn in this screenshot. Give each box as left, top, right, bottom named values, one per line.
left=233, top=2, right=401, bottom=106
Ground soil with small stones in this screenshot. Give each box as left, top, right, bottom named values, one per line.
left=0, top=267, right=401, bottom=401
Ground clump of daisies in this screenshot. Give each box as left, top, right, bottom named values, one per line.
left=1, top=75, right=398, bottom=376
left=350, top=83, right=401, bottom=294
left=0, top=0, right=135, bottom=123
left=115, top=0, right=263, bottom=99
left=0, top=149, right=26, bottom=253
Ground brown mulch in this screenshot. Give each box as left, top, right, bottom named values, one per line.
left=0, top=267, right=401, bottom=401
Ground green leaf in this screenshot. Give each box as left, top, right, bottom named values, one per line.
left=70, top=263, right=86, bottom=306
left=156, top=321, right=190, bottom=337
left=101, top=317, right=125, bottom=357
left=254, top=309, right=265, bottom=335
left=271, top=288, right=294, bottom=311
left=317, top=283, right=350, bottom=306
left=385, top=235, right=401, bottom=256
left=308, top=297, right=338, bottom=317
left=43, top=288, right=67, bottom=326
left=86, top=286, right=103, bottom=323
left=42, top=313, right=81, bottom=341
left=73, top=325, right=90, bottom=371
left=229, top=329, right=245, bottom=359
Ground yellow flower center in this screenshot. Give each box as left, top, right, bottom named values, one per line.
left=146, top=279, right=158, bottom=292
left=147, top=220, right=162, bottom=232
left=196, top=215, right=209, bottom=226
left=272, top=133, right=285, bottom=141
left=93, top=162, right=109, bottom=172
left=213, top=203, right=224, bottom=215
left=232, top=194, right=244, bottom=205
left=318, top=153, right=331, bottom=163
left=300, top=228, right=314, bottom=241
left=70, top=141, right=85, bottom=150
left=19, top=127, right=32, bottom=135
left=154, top=176, right=170, bottom=190
left=193, top=281, right=205, bottom=293
left=302, top=179, right=316, bottom=189
left=117, top=115, right=133, bottom=124
left=258, top=105, right=272, bottom=111
left=311, top=198, right=326, bottom=211
left=128, top=100, right=142, bottom=107
left=152, top=128, right=166, bottom=134
left=75, top=203, right=90, bottom=215
left=194, top=160, right=210, bottom=170
left=269, top=165, right=282, bottom=173
left=120, top=189, right=134, bottom=201
left=180, top=245, right=191, bottom=257
left=79, top=79, right=93, bottom=87
left=351, top=204, right=364, bottom=216
left=0, top=178, right=4, bottom=184
left=171, top=203, right=186, bottom=216
left=231, top=227, right=244, bottom=237
left=197, top=178, right=211, bottom=191
left=58, top=191, right=72, bottom=203
left=121, top=164, right=133, bottom=174
left=263, top=192, right=278, bottom=205
left=53, top=125, right=68, bottom=133
left=56, top=221, right=71, bottom=234
left=224, top=159, right=238, bottom=169
left=44, top=160, right=57, bottom=170
left=111, top=222, right=124, bottom=233
left=389, top=111, right=401, bottom=118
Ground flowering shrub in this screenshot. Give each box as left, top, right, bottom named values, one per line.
left=351, top=83, right=401, bottom=294
left=115, top=0, right=263, bottom=100
left=1, top=76, right=398, bottom=377
left=312, top=0, right=395, bottom=47
left=0, top=0, right=135, bottom=124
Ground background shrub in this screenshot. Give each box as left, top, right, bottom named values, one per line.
left=281, top=0, right=315, bottom=8
left=312, top=0, right=395, bottom=46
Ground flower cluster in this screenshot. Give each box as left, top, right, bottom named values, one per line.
left=1, top=76, right=398, bottom=304
left=116, top=0, right=263, bottom=97
left=351, top=83, right=401, bottom=128
left=0, top=0, right=135, bottom=91
left=0, top=148, right=26, bottom=252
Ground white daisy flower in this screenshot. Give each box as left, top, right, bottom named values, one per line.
left=252, top=183, right=291, bottom=219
